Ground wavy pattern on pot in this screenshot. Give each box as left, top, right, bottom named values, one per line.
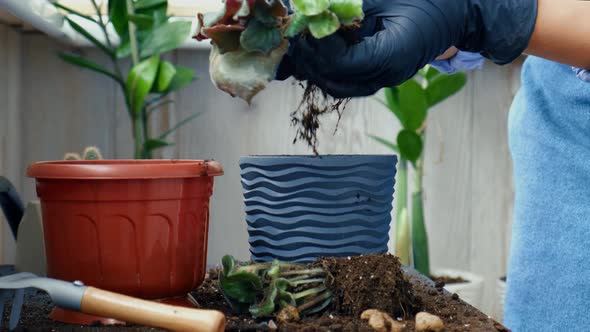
left=240, top=155, right=397, bottom=263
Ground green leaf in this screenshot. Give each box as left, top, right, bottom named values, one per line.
left=425, top=72, right=467, bottom=107
left=159, top=112, right=200, bottom=138
left=136, top=0, right=168, bottom=27
left=222, top=255, right=236, bottom=276
left=128, top=14, right=154, bottom=30
left=116, top=38, right=131, bottom=58
left=424, top=65, right=442, bottom=82
left=53, top=3, right=96, bottom=24
left=156, top=61, right=176, bottom=92
left=285, top=13, right=310, bottom=38
left=58, top=53, right=122, bottom=84
left=135, top=0, right=167, bottom=10
left=240, top=19, right=282, bottom=53
left=291, top=0, right=330, bottom=16
left=140, top=21, right=192, bottom=57
left=253, top=2, right=279, bottom=27
left=108, top=0, right=128, bottom=36
left=369, top=134, right=399, bottom=153
left=166, top=66, right=197, bottom=92
left=65, top=17, right=114, bottom=57
left=143, top=138, right=173, bottom=152
left=126, top=55, right=160, bottom=115
left=308, top=11, right=340, bottom=39
left=220, top=271, right=263, bottom=304
left=249, top=281, right=278, bottom=318
left=329, top=0, right=364, bottom=25
left=397, top=130, right=423, bottom=163
left=397, top=79, right=428, bottom=131
left=383, top=87, right=402, bottom=119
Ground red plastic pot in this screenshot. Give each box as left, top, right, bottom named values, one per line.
left=27, top=160, right=223, bottom=301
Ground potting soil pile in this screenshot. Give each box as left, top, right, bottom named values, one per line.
left=5, top=254, right=507, bottom=332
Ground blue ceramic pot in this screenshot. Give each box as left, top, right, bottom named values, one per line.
left=239, top=155, right=397, bottom=263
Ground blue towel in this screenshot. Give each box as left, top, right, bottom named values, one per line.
left=505, top=56, right=590, bottom=331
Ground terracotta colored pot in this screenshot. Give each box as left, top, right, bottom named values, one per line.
left=27, top=160, right=223, bottom=300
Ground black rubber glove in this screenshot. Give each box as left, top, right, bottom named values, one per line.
left=277, top=0, right=538, bottom=98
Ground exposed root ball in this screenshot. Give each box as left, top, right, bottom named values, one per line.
left=291, top=83, right=350, bottom=155
left=315, top=254, right=422, bottom=319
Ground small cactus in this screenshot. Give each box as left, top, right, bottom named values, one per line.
left=63, top=147, right=103, bottom=160
left=82, top=146, right=103, bottom=160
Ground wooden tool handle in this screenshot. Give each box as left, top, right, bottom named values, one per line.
left=80, top=287, right=225, bottom=332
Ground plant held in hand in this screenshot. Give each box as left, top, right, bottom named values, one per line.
left=219, top=255, right=332, bottom=318
left=55, top=0, right=199, bottom=159
left=195, top=0, right=364, bottom=104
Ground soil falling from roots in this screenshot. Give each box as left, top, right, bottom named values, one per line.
left=291, top=83, right=350, bottom=155
left=315, top=254, right=422, bottom=319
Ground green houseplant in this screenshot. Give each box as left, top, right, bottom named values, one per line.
left=55, top=0, right=199, bottom=159
left=370, top=66, right=466, bottom=276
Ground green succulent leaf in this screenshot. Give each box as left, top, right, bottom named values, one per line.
left=126, top=55, right=160, bottom=115
left=136, top=0, right=168, bottom=26
left=308, top=11, right=340, bottom=39
left=143, top=138, right=173, bottom=152
left=108, top=0, right=128, bottom=36
left=329, top=0, right=364, bottom=25
left=249, top=281, right=278, bottom=318
left=128, top=14, right=155, bottom=30
left=165, top=66, right=197, bottom=92
left=423, top=65, right=442, bottom=82
left=135, top=0, right=167, bottom=10
left=425, top=72, right=467, bottom=107
left=369, top=134, right=399, bottom=153
left=220, top=271, right=263, bottom=304
left=291, top=0, right=330, bottom=16
left=53, top=3, right=96, bottom=24
left=253, top=2, right=279, bottom=27
left=383, top=87, right=402, bottom=119
left=155, top=61, right=176, bottom=92
left=222, top=255, right=236, bottom=276
left=240, top=19, right=282, bottom=53
left=397, top=79, right=428, bottom=131
left=140, top=21, right=192, bottom=57
left=397, top=130, right=423, bottom=163
left=65, top=18, right=114, bottom=57
left=285, top=13, right=310, bottom=38
left=58, top=53, right=122, bottom=84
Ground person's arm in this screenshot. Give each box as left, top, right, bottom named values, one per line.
left=526, top=0, right=590, bottom=69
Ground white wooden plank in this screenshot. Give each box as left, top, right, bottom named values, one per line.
left=0, top=25, right=21, bottom=264
left=19, top=35, right=117, bottom=200
left=470, top=62, right=516, bottom=315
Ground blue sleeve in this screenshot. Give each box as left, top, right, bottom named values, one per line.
left=430, top=51, right=484, bottom=74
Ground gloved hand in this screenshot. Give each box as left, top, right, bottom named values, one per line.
left=278, top=0, right=538, bottom=98
left=430, top=51, right=485, bottom=75
left=572, top=67, right=590, bottom=83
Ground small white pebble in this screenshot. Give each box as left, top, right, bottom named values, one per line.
left=359, top=276, right=363, bottom=280
left=329, top=314, right=334, bottom=319
left=370, top=274, right=374, bottom=279
left=347, top=256, right=351, bottom=260
left=268, top=320, right=277, bottom=330
left=464, top=324, right=470, bottom=327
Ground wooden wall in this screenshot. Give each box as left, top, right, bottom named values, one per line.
left=0, top=25, right=522, bottom=315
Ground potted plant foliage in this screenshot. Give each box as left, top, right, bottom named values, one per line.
left=55, top=0, right=200, bottom=158
left=14, top=1, right=226, bottom=325
left=370, top=66, right=484, bottom=308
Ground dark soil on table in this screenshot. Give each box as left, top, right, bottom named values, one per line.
left=430, top=275, right=468, bottom=286
left=2, top=254, right=508, bottom=332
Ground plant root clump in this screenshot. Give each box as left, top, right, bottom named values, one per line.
left=315, top=254, right=422, bottom=319
left=291, top=83, right=351, bottom=155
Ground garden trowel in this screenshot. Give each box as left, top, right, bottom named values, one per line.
left=0, top=270, right=226, bottom=331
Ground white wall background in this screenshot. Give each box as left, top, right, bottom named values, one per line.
left=0, top=24, right=523, bottom=316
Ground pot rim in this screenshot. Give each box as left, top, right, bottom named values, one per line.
left=241, top=154, right=397, bottom=158
left=27, top=159, right=224, bottom=180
